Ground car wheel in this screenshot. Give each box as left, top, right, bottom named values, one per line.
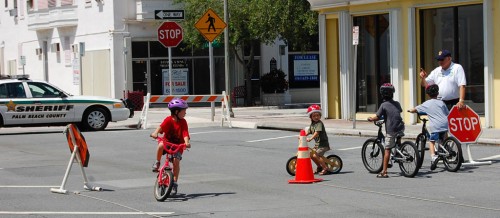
left=0, top=114, right=3, bottom=127
left=81, top=107, right=109, bottom=131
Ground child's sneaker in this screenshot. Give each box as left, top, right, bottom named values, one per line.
left=151, top=161, right=160, bottom=172
left=430, top=156, right=438, bottom=171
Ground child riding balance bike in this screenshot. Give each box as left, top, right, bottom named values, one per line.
left=286, top=105, right=343, bottom=176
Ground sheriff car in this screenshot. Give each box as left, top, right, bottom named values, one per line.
left=0, top=76, right=133, bottom=131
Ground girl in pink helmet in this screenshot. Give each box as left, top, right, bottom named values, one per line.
left=306, top=104, right=330, bottom=175
left=150, top=98, right=191, bottom=194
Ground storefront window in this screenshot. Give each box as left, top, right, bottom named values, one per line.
left=420, top=4, right=484, bottom=114
left=353, top=14, right=391, bottom=112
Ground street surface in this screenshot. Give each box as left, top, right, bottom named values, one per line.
left=1, top=125, right=499, bottom=217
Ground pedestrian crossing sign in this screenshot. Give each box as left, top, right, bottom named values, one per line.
left=195, top=8, right=226, bottom=43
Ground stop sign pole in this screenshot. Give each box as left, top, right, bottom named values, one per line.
left=448, top=106, right=491, bottom=166
left=158, top=21, right=183, bottom=95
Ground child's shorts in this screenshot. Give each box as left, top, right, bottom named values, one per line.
left=385, top=131, right=404, bottom=149
left=313, top=146, right=331, bottom=156
left=429, top=131, right=447, bottom=142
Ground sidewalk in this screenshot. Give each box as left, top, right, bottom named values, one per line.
left=114, top=106, right=500, bottom=145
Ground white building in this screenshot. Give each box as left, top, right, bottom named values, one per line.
left=1, top=0, right=318, bottom=105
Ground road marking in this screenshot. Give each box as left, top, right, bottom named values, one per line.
left=246, top=135, right=297, bottom=143
left=319, top=183, right=500, bottom=212
left=0, top=211, right=174, bottom=215
left=192, top=129, right=266, bottom=135
left=337, top=146, right=361, bottom=151
left=0, top=185, right=58, bottom=188
left=477, top=154, right=500, bottom=161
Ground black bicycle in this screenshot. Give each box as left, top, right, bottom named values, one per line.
left=361, top=119, right=420, bottom=177
left=409, top=111, right=463, bottom=172
left=413, top=112, right=429, bottom=169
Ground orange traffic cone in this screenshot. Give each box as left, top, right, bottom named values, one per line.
left=288, top=129, right=323, bottom=184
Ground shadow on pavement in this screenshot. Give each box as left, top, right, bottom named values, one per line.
left=166, top=192, right=236, bottom=202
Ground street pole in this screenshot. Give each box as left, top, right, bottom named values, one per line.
left=209, top=42, right=215, bottom=121
left=224, top=0, right=233, bottom=116
left=168, top=47, right=173, bottom=95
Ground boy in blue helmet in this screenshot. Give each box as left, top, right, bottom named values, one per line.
left=150, top=98, right=191, bottom=194
left=368, top=83, right=405, bottom=178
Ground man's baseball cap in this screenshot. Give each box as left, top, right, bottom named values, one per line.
left=435, top=49, right=451, bottom=61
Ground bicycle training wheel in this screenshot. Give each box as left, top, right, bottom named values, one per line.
left=415, top=133, right=427, bottom=169
left=326, top=154, right=343, bottom=174
left=442, top=137, right=463, bottom=172
left=154, top=169, right=174, bottom=201
left=361, top=139, right=384, bottom=174
left=286, top=156, right=297, bottom=176
left=397, top=141, right=419, bottom=178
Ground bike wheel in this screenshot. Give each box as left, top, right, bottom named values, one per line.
left=361, top=139, right=384, bottom=174
left=154, top=169, right=174, bottom=201
left=286, top=156, right=297, bottom=176
left=415, top=133, right=426, bottom=169
left=326, top=155, right=343, bottom=174
left=398, top=141, right=420, bottom=178
left=442, top=137, right=463, bottom=172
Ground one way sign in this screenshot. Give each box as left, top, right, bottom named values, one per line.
left=155, top=10, right=184, bottom=20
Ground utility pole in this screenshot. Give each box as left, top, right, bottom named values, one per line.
left=224, top=0, right=234, bottom=117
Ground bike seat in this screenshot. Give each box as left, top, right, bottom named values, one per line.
left=395, top=132, right=405, bottom=139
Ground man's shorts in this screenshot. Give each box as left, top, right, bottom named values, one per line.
left=313, top=146, right=331, bottom=156
left=429, top=131, right=447, bottom=142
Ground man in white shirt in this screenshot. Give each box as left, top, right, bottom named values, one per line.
left=419, top=49, right=466, bottom=110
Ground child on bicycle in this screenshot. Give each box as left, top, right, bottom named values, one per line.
left=368, top=83, right=405, bottom=178
left=408, top=84, right=449, bottom=170
left=305, top=105, right=330, bottom=175
left=150, top=98, right=191, bottom=193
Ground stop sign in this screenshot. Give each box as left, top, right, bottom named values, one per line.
left=157, top=21, right=183, bottom=47
left=448, top=105, right=482, bottom=143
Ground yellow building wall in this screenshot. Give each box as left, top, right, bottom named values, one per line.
left=493, top=0, right=500, bottom=128
left=318, top=0, right=497, bottom=127
left=326, top=18, right=341, bottom=119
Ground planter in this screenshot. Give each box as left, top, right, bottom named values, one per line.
left=262, top=93, right=291, bottom=106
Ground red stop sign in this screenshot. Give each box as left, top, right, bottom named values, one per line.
left=448, top=106, right=482, bottom=143
left=157, top=21, right=183, bottom=48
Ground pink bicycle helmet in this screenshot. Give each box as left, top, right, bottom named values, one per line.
left=168, top=98, right=188, bottom=111
left=307, top=104, right=322, bottom=117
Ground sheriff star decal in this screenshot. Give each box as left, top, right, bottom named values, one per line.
left=5, top=100, right=16, bottom=111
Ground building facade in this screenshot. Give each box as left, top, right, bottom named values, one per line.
left=1, top=0, right=321, bottom=105
left=308, top=0, right=498, bottom=128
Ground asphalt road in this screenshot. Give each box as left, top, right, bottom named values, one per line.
left=1, top=125, right=500, bottom=217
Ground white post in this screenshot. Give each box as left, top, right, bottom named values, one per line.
left=461, top=143, right=492, bottom=167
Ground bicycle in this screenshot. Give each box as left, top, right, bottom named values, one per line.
left=361, top=119, right=420, bottom=177
left=410, top=111, right=463, bottom=172
left=153, top=141, right=186, bottom=201
left=413, top=112, right=430, bottom=169
left=286, top=147, right=343, bottom=176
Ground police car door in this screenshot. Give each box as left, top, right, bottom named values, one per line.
left=0, top=82, right=33, bottom=125
left=26, top=82, right=75, bottom=124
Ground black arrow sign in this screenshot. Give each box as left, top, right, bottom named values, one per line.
left=155, top=10, right=184, bottom=20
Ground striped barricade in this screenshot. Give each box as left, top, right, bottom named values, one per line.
left=137, top=91, right=231, bottom=129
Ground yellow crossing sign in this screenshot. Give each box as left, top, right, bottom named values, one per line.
left=195, top=8, right=226, bottom=42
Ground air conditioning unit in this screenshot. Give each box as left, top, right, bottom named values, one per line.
left=71, top=44, right=78, bottom=53
left=9, top=9, right=18, bottom=17
left=51, top=43, right=60, bottom=52
left=35, top=48, right=43, bottom=55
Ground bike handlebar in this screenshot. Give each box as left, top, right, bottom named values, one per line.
left=161, top=141, right=186, bottom=154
